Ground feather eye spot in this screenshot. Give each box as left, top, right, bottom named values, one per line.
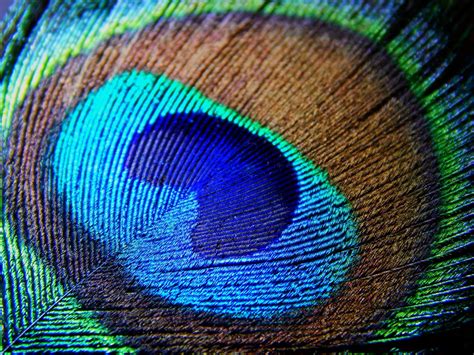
left=52, top=71, right=358, bottom=319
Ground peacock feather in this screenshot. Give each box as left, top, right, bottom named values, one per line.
left=1, top=0, right=473, bottom=352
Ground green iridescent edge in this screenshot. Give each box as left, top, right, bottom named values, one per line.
left=1, top=227, right=135, bottom=352
left=0, top=0, right=470, bottom=350
left=374, top=24, right=472, bottom=341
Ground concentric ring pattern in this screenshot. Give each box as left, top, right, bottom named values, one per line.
left=1, top=0, right=473, bottom=352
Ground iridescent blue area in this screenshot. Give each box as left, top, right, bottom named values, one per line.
left=52, top=71, right=358, bottom=319
left=125, top=113, right=299, bottom=259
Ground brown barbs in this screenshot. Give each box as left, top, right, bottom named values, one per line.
left=5, top=13, right=439, bottom=350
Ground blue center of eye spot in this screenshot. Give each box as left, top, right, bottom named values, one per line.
left=124, top=112, right=299, bottom=259
left=52, top=70, right=358, bottom=320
